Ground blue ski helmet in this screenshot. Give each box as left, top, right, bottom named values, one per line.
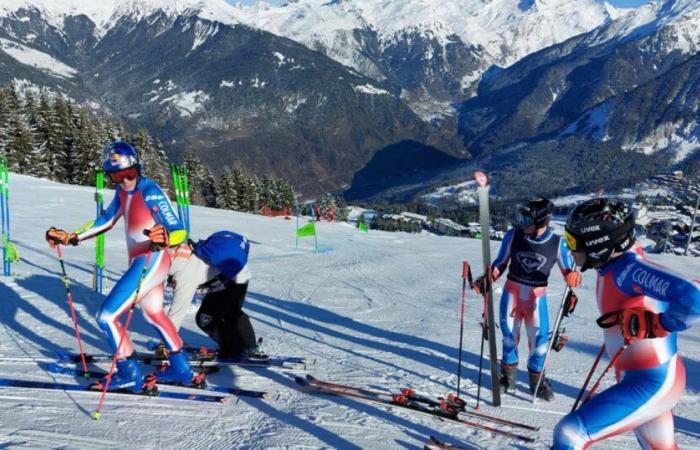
left=102, top=141, right=139, bottom=173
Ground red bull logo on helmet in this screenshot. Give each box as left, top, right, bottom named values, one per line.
left=107, top=152, right=137, bottom=170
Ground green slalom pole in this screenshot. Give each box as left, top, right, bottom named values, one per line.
left=181, top=165, right=190, bottom=234
left=2, top=157, right=10, bottom=276
left=94, top=171, right=105, bottom=293
left=170, top=164, right=185, bottom=231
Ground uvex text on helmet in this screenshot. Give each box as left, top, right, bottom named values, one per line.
left=564, top=198, right=635, bottom=270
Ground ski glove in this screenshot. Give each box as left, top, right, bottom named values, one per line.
left=473, top=275, right=488, bottom=294
left=622, top=308, right=669, bottom=341
left=564, top=270, right=582, bottom=288
left=563, top=290, right=578, bottom=317
left=144, top=224, right=169, bottom=248
left=473, top=272, right=496, bottom=295
left=45, top=227, right=79, bottom=248
left=597, top=307, right=669, bottom=343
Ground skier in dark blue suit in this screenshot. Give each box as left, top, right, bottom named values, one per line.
left=474, top=198, right=581, bottom=400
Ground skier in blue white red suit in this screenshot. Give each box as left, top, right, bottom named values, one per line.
left=474, top=197, right=581, bottom=400
left=553, top=197, right=700, bottom=449
left=45, top=141, right=197, bottom=392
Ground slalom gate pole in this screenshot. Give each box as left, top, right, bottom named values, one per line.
left=314, top=226, right=319, bottom=253
left=456, top=261, right=472, bottom=400
left=5, top=159, right=9, bottom=276
left=170, top=164, right=184, bottom=230
left=1, top=162, right=6, bottom=276
left=580, top=346, right=624, bottom=406
left=94, top=171, right=105, bottom=293
left=295, top=210, right=299, bottom=249
left=182, top=165, right=190, bottom=234
left=53, top=245, right=90, bottom=375
left=571, top=344, right=605, bottom=412
left=2, top=157, right=9, bottom=276
left=93, top=251, right=152, bottom=420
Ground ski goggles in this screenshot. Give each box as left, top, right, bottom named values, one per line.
left=108, top=166, right=139, bottom=184
left=515, top=211, right=536, bottom=227
left=564, top=230, right=579, bottom=252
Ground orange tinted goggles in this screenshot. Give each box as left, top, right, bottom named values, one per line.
left=564, top=230, right=578, bottom=252
left=108, top=166, right=138, bottom=184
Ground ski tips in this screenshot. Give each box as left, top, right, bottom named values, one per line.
left=91, top=411, right=101, bottom=420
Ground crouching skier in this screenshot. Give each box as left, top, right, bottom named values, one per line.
left=45, top=141, right=200, bottom=392
left=473, top=197, right=581, bottom=400
left=554, top=198, right=700, bottom=449
left=165, top=230, right=262, bottom=359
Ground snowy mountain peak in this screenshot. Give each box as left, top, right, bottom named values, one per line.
left=0, top=0, right=239, bottom=33
left=591, top=0, right=700, bottom=52
left=232, top=0, right=621, bottom=66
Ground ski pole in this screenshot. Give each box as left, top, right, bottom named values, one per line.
left=53, top=245, right=90, bottom=377
left=456, top=261, right=473, bottom=401
left=532, top=282, right=574, bottom=403
left=475, top=298, right=487, bottom=410
left=571, top=344, right=605, bottom=412
left=580, top=345, right=624, bottom=406
left=93, top=250, right=153, bottom=420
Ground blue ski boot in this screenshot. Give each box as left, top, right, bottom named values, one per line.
left=157, top=350, right=204, bottom=387
left=102, top=358, right=146, bottom=393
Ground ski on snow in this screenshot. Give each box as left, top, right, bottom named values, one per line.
left=295, top=375, right=536, bottom=443
left=45, top=363, right=268, bottom=398
left=303, top=375, right=538, bottom=431
left=56, top=350, right=308, bottom=370
left=424, top=435, right=471, bottom=450
left=0, top=377, right=228, bottom=403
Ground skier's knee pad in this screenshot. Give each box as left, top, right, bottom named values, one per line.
left=553, top=413, right=588, bottom=450
left=95, top=306, right=113, bottom=333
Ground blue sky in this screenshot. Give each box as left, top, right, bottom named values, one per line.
left=227, top=0, right=650, bottom=7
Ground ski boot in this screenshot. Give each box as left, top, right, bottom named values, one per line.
left=243, top=337, right=268, bottom=359
left=93, top=358, right=149, bottom=393
left=499, top=363, right=517, bottom=394
left=157, top=350, right=205, bottom=387
left=153, top=341, right=169, bottom=359
left=529, top=370, right=554, bottom=401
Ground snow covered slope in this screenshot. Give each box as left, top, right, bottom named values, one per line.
left=0, top=173, right=698, bottom=448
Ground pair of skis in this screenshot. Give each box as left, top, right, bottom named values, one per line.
left=0, top=377, right=230, bottom=403
left=296, top=374, right=537, bottom=443
left=45, top=362, right=267, bottom=398
left=56, top=348, right=309, bottom=370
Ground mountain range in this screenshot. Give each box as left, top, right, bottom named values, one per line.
left=1, top=0, right=699, bottom=201
left=451, top=0, right=700, bottom=200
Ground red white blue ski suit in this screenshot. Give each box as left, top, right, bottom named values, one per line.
left=492, top=228, right=575, bottom=372
left=553, top=250, right=700, bottom=449
left=76, top=177, right=187, bottom=358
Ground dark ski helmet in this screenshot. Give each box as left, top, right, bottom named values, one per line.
left=102, top=141, right=139, bottom=173
left=564, top=198, right=635, bottom=271
left=515, top=197, right=554, bottom=229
